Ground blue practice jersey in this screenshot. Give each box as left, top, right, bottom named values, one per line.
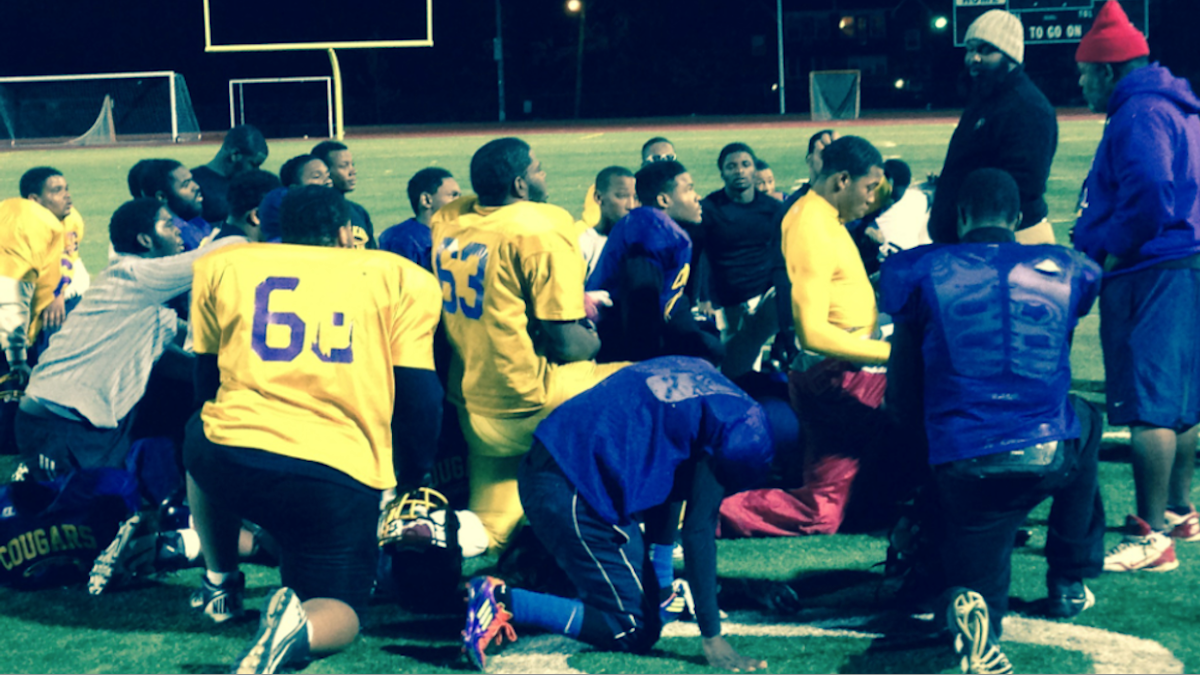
left=175, top=215, right=213, bottom=252
left=379, top=218, right=433, bottom=271
left=587, top=207, right=692, bottom=320
left=880, top=239, right=1102, bottom=463
left=533, top=356, right=773, bottom=525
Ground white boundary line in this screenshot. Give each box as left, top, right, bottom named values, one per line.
left=489, top=611, right=1182, bottom=674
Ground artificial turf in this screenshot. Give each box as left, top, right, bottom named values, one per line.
left=0, top=117, right=1196, bottom=673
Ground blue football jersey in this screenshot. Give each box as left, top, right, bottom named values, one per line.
left=379, top=218, right=433, bottom=271
left=880, top=242, right=1102, bottom=463
left=586, top=207, right=692, bottom=320
left=532, top=356, right=773, bottom=525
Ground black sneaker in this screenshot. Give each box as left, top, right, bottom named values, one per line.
left=190, top=572, right=246, bottom=624
left=947, top=588, right=1012, bottom=675
left=1045, top=580, right=1095, bottom=618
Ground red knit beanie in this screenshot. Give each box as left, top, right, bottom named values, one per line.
left=1075, top=0, right=1149, bottom=63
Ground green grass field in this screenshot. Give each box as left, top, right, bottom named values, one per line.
left=0, top=118, right=1196, bottom=674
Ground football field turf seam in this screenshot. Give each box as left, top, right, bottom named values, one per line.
left=489, top=611, right=1183, bottom=675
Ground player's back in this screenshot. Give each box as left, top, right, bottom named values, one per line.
left=431, top=196, right=585, bottom=418
left=192, top=243, right=441, bottom=490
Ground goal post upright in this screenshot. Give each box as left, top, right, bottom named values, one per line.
left=202, top=0, right=433, bottom=140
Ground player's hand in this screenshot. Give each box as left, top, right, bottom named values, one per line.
left=6, top=361, right=32, bottom=389
left=702, top=636, right=766, bottom=672
left=809, top=131, right=840, bottom=175
left=42, top=296, right=66, bottom=330
left=584, top=290, right=612, bottom=322
left=696, top=301, right=717, bottom=319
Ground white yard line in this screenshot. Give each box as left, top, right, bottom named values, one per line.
left=490, top=610, right=1181, bottom=674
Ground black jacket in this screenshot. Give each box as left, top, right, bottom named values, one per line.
left=929, top=65, right=1057, bottom=243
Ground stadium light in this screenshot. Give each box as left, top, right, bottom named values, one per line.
left=932, top=15, right=949, bottom=31
left=566, top=0, right=582, bottom=13
left=894, top=78, right=906, bottom=89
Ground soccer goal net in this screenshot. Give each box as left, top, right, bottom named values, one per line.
left=229, top=77, right=334, bottom=139
left=0, top=71, right=200, bottom=145
left=809, top=70, right=861, bottom=121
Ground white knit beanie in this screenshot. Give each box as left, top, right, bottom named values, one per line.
left=965, top=10, right=1024, bottom=65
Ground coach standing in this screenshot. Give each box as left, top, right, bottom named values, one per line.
left=1073, top=0, right=1200, bottom=573
left=929, top=9, right=1058, bottom=245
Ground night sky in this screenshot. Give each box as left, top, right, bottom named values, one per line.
left=1, top=0, right=1194, bottom=134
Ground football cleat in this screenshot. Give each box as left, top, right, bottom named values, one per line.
left=191, top=572, right=246, bottom=624
left=660, top=577, right=695, bottom=623
left=1103, top=515, right=1179, bottom=572
left=233, top=587, right=310, bottom=674
left=89, top=513, right=157, bottom=595
left=379, top=486, right=452, bottom=550
left=1045, top=580, right=1094, bottom=618
left=1164, top=508, right=1200, bottom=542
left=463, top=576, right=517, bottom=670
left=947, top=588, right=1012, bottom=674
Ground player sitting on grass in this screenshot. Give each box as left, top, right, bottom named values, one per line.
left=311, top=141, right=374, bottom=248
left=463, top=356, right=772, bottom=673
left=576, top=165, right=636, bottom=281
left=127, top=159, right=210, bottom=251
left=278, top=154, right=333, bottom=189
left=586, top=160, right=723, bottom=364
left=881, top=168, right=1105, bottom=675
left=184, top=185, right=443, bottom=673
left=190, top=124, right=269, bottom=225
left=211, top=169, right=281, bottom=243
left=379, top=167, right=462, bottom=270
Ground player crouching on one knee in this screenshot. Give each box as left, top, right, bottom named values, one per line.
left=184, top=185, right=444, bottom=674
left=462, top=356, right=772, bottom=672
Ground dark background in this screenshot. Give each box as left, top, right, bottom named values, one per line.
left=1, top=0, right=1195, bottom=134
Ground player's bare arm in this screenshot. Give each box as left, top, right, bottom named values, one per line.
left=536, top=319, right=600, bottom=363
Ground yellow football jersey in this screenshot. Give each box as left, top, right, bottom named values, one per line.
left=60, top=208, right=89, bottom=298
left=579, top=183, right=600, bottom=228
left=0, top=198, right=64, bottom=340
left=431, top=196, right=587, bottom=418
left=192, top=243, right=441, bottom=490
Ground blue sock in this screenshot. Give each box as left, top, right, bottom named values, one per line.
left=511, top=588, right=584, bottom=638
left=650, top=543, right=675, bottom=588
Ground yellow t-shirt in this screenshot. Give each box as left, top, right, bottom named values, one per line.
left=192, top=243, right=441, bottom=490
left=0, top=198, right=64, bottom=340
left=780, top=191, right=890, bottom=364
left=431, top=196, right=587, bottom=417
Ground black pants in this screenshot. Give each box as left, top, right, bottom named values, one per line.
left=934, top=396, right=1105, bottom=636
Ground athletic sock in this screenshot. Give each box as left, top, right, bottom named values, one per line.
left=510, top=588, right=584, bottom=638
left=456, top=510, right=490, bottom=558
left=650, top=543, right=675, bottom=589
left=206, top=569, right=234, bottom=586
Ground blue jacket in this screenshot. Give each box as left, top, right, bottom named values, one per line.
left=1074, top=63, right=1200, bottom=275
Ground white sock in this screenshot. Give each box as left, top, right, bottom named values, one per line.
left=179, top=528, right=202, bottom=562
left=456, top=510, right=490, bottom=558
left=205, top=569, right=233, bottom=586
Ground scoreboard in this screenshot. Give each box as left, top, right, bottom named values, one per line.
left=953, top=0, right=1148, bottom=46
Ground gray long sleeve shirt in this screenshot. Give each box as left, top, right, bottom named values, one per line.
left=26, top=238, right=243, bottom=428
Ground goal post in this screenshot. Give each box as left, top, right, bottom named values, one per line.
left=229, top=77, right=334, bottom=139
left=809, top=70, right=861, bottom=121
left=0, top=71, right=200, bottom=145
left=202, top=0, right=433, bottom=139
